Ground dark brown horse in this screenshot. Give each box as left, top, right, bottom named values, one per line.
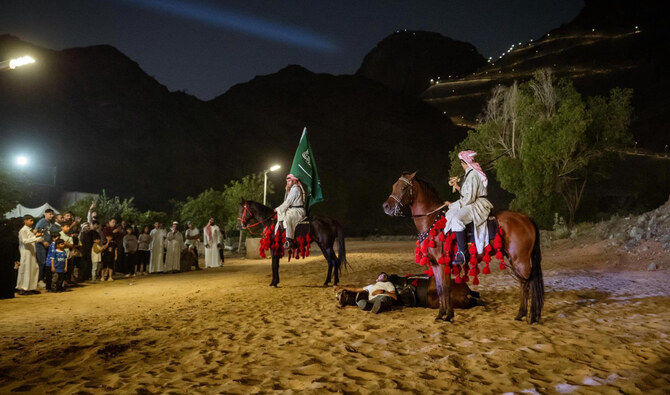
left=238, top=200, right=348, bottom=287
left=382, top=172, right=544, bottom=323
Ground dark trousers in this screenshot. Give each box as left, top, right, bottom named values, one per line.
left=44, top=267, right=53, bottom=290
left=79, top=252, right=92, bottom=281
left=137, top=250, right=150, bottom=271
left=124, top=252, right=137, bottom=274
left=52, top=272, right=65, bottom=291
left=357, top=295, right=393, bottom=313
left=67, top=256, right=81, bottom=283
left=219, top=248, right=225, bottom=263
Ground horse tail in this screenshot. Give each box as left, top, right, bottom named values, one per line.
left=529, top=219, right=544, bottom=322
left=336, top=221, right=349, bottom=275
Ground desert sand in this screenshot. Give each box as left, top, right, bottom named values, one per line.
left=1, top=239, right=669, bottom=394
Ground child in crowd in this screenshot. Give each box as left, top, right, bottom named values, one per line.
left=101, top=235, right=117, bottom=281
left=44, top=231, right=61, bottom=292
left=50, top=239, right=68, bottom=292
left=91, top=235, right=106, bottom=281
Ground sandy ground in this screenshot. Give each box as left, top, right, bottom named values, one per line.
left=1, top=239, right=669, bottom=394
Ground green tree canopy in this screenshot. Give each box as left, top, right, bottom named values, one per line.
left=450, top=68, right=633, bottom=228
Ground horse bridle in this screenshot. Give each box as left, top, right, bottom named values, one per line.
left=237, top=202, right=277, bottom=235
left=388, top=176, right=414, bottom=217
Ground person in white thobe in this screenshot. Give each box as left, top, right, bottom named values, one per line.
left=203, top=218, right=223, bottom=268
left=444, top=150, right=493, bottom=263
left=149, top=222, right=166, bottom=273
left=275, top=174, right=306, bottom=247
left=17, top=215, right=43, bottom=294
left=164, top=222, right=184, bottom=272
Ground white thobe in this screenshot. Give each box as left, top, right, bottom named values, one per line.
left=444, top=168, right=493, bottom=254
left=275, top=184, right=306, bottom=239
left=149, top=228, right=166, bottom=273
left=203, top=224, right=223, bottom=268
left=17, top=225, right=43, bottom=291
left=164, top=230, right=184, bottom=272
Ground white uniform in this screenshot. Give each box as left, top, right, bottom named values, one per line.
left=276, top=184, right=306, bottom=239
left=445, top=168, right=493, bottom=254
left=17, top=225, right=42, bottom=291
left=149, top=228, right=166, bottom=273
left=164, top=230, right=184, bottom=272
left=184, top=227, right=200, bottom=251
left=203, top=224, right=223, bottom=268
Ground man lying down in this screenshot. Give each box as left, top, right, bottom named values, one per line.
left=335, top=271, right=484, bottom=314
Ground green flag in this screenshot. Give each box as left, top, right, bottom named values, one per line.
left=290, top=127, right=324, bottom=211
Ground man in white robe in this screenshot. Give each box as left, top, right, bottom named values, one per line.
left=275, top=174, right=306, bottom=249
left=17, top=215, right=43, bottom=295
left=203, top=218, right=223, bottom=268
left=149, top=222, right=166, bottom=273
left=444, top=150, right=493, bottom=264
left=164, top=222, right=184, bottom=272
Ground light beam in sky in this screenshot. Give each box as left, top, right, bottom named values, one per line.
left=115, top=0, right=339, bottom=53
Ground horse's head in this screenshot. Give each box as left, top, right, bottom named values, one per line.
left=382, top=171, right=416, bottom=217
left=237, top=199, right=253, bottom=230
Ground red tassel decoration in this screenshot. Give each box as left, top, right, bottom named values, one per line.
left=428, top=240, right=436, bottom=248
left=420, top=256, right=430, bottom=266
left=444, top=265, right=451, bottom=275
left=412, top=280, right=419, bottom=287
left=472, top=276, right=480, bottom=285
left=462, top=275, right=470, bottom=283
left=495, top=251, right=504, bottom=260
left=482, top=264, right=491, bottom=274
left=499, top=262, right=507, bottom=270
left=454, top=276, right=462, bottom=284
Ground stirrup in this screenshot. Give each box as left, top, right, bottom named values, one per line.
left=453, top=250, right=466, bottom=265
left=284, top=238, right=295, bottom=249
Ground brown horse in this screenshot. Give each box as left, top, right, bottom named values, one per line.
left=382, top=172, right=544, bottom=323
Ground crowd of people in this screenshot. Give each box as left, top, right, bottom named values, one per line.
left=1, top=203, right=227, bottom=298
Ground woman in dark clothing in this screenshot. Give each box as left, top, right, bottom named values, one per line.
left=0, top=219, right=23, bottom=299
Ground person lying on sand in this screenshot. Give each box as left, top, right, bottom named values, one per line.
left=338, top=272, right=397, bottom=314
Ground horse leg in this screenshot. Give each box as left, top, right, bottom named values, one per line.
left=270, top=255, right=280, bottom=287
left=315, top=242, right=333, bottom=286
left=431, top=263, right=447, bottom=321
left=330, top=248, right=340, bottom=285
left=515, top=281, right=529, bottom=321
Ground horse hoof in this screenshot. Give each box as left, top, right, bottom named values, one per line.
left=323, top=282, right=330, bottom=287
left=515, top=314, right=526, bottom=321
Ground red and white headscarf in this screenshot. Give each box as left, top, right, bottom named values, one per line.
left=458, top=150, right=488, bottom=187
left=286, top=174, right=299, bottom=182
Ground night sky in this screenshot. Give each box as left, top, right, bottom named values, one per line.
left=2, top=0, right=583, bottom=100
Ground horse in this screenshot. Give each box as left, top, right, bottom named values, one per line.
left=237, top=199, right=348, bottom=287
left=382, top=172, right=544, bottom=323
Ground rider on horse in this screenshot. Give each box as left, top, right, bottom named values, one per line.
left=275, top=174, right=307, bottom=249
left=444, top=150, right=493, bottom=265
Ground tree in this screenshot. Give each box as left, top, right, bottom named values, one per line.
left=0, top=169, right=23, bottom=216
left=179, top=173, right=274, bottom=232
left=450, top=68, right=633, bottom=228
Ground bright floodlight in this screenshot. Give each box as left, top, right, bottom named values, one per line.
left=9, top=56, right=36, bottom=69
left=15, top=155, right=29, bottom=167
left=270, top=164, right=281, bottom=172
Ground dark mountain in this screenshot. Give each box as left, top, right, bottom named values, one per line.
left=0, top=35, right=463, bottom=234
left=357, top=31, right=486, bottom=97
left=421, top=0, right=669, bottom=150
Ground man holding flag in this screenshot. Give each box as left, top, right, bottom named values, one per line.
left=275, top=128, right=323, bottom=249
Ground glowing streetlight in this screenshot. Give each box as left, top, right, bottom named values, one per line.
left=0, top=56, right=36, bottom=72
left=14, top=155, right=29, bottom=167
left=263, top=164, right=281, bottom=205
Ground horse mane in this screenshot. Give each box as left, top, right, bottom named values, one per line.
left=244, top=200, right=275, bottom=217
left=402, top=171, right=442, bottom=202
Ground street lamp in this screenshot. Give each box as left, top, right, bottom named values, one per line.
left=12, top=154, right=57, bottom=186
left=263, top=164, right=281, bottom=205
left=0, top=56, right=36, bottom=72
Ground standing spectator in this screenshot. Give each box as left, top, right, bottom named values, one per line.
left=114, top=224, right=125, bottom=274
left=17, top=215, right=43, bottom=295
left=184, top=221, right=201, bottom=270
left=0, top=219, right=21, bottom=299
left=137, top=226, right=152, bottom=276
left=50, top=239, right=68, bottom=292
left=43, top=232, right=61, bottom=291
left=59, top=223, right=75, bottom=284
left=87, top=202, right=98, bottom=224
left=101, top=236, right=117, bottom=281
left=203, top=218, right=224, bottom=268
left=35, top=208, right=58, bottom=288
left=54, top=213, right=66, bottom=229
left=164, top=222, right=184, bottom=273
left=78, top=222, right=93, bottom=281
left=91, top=235, right=104, bottom=281
left=149, top=222, right=166, bottom=273
left=122, top=227, right=138, bottom=277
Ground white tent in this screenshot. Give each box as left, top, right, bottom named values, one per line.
left=4, top=203, right=60, bottom=219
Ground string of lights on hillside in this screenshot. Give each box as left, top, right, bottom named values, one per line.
left=427, top=25, right=642, bottom=87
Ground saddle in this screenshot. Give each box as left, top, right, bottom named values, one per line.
left=277, top=218, right=311, bottom=238
left=463, top=215, right=499, bottom=244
